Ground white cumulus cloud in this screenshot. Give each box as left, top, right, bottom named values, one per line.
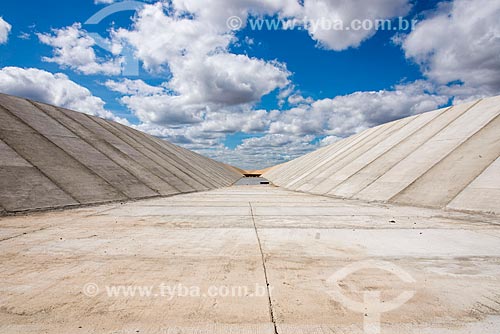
left=133, top=80, right=448, bottom=169
left=0, top=67, right=126, bottom=123
left=38, top=23, right=123, bottom=75
left=270, top=80, right=448, bottom=138
left=170, top=0, right=412, bottom=51
left=0, top=17, right=12, bottom=44
left=196, top=134, right=319, bottom=170
left=27, top=0, right=479, bottom=169
left=398, top=0, right=500, bottom=102
left=104, top=79, right=165, bottom=96
left=303, top=0, right=412, bottom=51
left=112, top=3, right=291, bottom=126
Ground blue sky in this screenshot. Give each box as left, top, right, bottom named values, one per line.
left=0, top=0, right=499, bottom=169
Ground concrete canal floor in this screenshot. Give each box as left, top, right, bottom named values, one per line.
left=1, top=185, right=500, bottom=333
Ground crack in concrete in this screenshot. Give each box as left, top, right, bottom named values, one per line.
left=249, top=202, right=278, bottom=334
left=0, top=225, right=53, bottom=242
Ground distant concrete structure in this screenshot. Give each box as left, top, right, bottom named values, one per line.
left=0, top=93, right=242, bottom=214
left=243, top=167, right=275, bottom=177
left=264, top=95, right=500, bottom=215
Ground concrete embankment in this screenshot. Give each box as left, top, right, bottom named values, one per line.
left=0, top=93, right=242, bottom=213
left=264, top=95, right=500, bottom=215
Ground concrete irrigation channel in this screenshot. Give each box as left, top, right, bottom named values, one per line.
left=1, top=186, right=500, bottom=333
left=1, top=93, right=500, bottom=333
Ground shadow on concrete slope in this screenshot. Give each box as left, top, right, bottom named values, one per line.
left=264, top=95, right=500, bottom=215
left=0, top=93, right=242, bottom=214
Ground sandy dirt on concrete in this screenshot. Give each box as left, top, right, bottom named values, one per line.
left=1, top=185, right=500, bottom=333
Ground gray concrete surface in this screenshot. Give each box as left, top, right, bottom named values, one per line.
left=264, top=96, right=500, bottom=215
left=0, top=93, right=242, bottom=213
left=1, top=185, right=500, bottom=333
left=235, top=177, right=270, bottom=185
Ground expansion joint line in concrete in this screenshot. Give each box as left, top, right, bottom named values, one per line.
left=76, top=110, right=185, bottom=194
left=0, top=224, right=56, bottom=242
left=0, top=104, right=81, bottom=205
left=249, top=202, right=278, bottom=334
left=388, top=103, right=496, bottom=205
left=352, top=100, right=483, bottom=198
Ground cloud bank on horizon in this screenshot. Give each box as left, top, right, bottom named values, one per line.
left=0, top=0, right=499, bottom=169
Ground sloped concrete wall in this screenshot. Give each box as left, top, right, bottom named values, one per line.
left=264, top=95, right=500, bottom=215
left=0, top=93, right=242, bottom=213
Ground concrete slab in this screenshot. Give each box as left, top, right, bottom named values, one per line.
left=0, top=107, right=125, bottom=205
left=153, top=138, right=233, bottom=188
left=307, top=116, right=417, bottom=194
left=280, top=128, right=371, bottom=190
left=104, top=121, right=210, bottom=191
left=0, top=138, right=31, bottom=168
left=332, top=105, right=466, bottom=198
left=264, top=95, right=500, bottom=215
left=358, top=97, right=499, bottom=202
left=33, top=102, right=177, bottom=197
left=273, top=144, right=334, bottom=188
left=324, top=108, right=446, bottom=196
left=0, top=166, right=78, bottom=212
left=448, top=157, right=500, bottom=214
left=235, top=177, right=270, bottom=185
left=288, top=125, right=383, bottom=191
left=0, top=94, right=241, bottom=213
left=298, top=119, right=404, bottom=193
left=1, top=186, right=499, bottom=333
left=58, top=108, right=184, bottom=195
left=32, top=103, right=159, bottom=199
left=392, top=114, right=500, bottom=207
left=0, top=94, right=77, bottom=138
left=91, top=118, right=198, bottom=193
